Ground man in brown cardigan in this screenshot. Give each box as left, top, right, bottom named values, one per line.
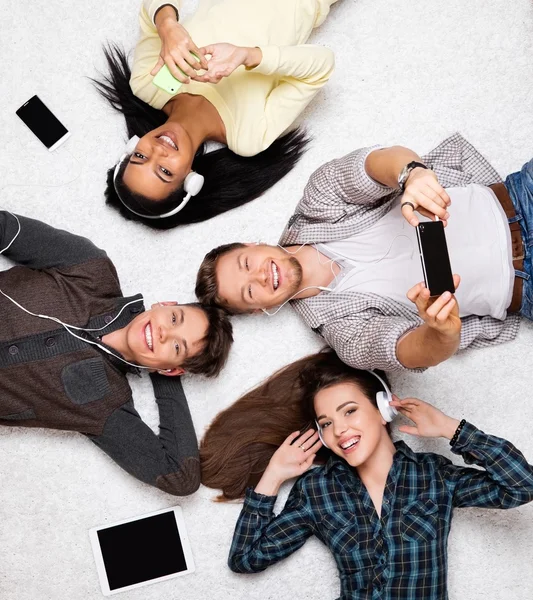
left=0, top=211, right=233, bottom=496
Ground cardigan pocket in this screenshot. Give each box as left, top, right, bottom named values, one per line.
left=62, top=357, right=111, bottom=405
left=401, top=497, right=439, bottom=543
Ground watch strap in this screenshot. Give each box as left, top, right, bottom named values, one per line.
left=398, top=161, right=428, bottom=191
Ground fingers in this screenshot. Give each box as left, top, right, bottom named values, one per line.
left=401, top=202, right=419, bottom=227
left=406, top=281, right=426, bottom=303
left=164, top=57, right=190, bottom=83
left=452, top=273, right=461, bottom=290
left=150, top=56, right=165, bottom=76
left=425, top=292, right=456, bottom=322
left=398, top=425, right=420, bottom=436
left=390, top=397, right=421, bottom=411
left=306, top=437, right=323, bottom=454
left=284, top=431, right=302, bottom=446
left=200, top=45, right=215, bottom=58
left=296, top=430, right=320, bottom=452
left=190, top=45, right=209, bottom=69
left=172, top=54, right=198, bottom=80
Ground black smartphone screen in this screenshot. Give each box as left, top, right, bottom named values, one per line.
left=16, top=95, right=68, bottom=149
left=416, top=221, right=455, bottom=296
left=96, top=511, right=188, bottom=591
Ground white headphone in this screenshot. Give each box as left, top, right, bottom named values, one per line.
left=315, top=370, right=398, bottom=449
left=113, top=135, right=205, bottom=219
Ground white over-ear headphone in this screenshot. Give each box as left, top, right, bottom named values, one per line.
left=315, top=370, right=398, bottom=449
left=113, top=135, right=205, bottom=219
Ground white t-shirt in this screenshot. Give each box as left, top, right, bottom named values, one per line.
left=317, top=184, right=514, bottom=320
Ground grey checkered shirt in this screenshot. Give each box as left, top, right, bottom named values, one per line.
left=279, top=133, right=521, bottom=372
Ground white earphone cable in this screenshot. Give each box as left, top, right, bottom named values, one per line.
left=0, top=211, right=151, bottom=370
left=262, top=231, right=415, bottom=317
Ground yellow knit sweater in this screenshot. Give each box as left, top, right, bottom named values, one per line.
left=131, top=0, right=336, bottom=156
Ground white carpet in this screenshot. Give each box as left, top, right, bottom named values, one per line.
left=2, top=0, right=533, bottom=598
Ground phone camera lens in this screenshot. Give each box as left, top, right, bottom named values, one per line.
left=419, top=224, right=424, bottom=232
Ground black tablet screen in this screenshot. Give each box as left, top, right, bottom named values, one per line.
left=97, top=511, right=187, bottom=591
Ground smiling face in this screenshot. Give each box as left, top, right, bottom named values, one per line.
left=122, top=124, right=194, bottom=201
left=215, top=244, right=303, bottom=312
left=314, top=382, right=389, bottom=468
left=122, top=302, right=208, bottom=373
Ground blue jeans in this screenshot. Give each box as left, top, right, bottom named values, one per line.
left=505, top=160, right=533, bottom=320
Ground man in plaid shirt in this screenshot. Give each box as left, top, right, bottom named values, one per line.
left=196, top=134, right=533, bottom=371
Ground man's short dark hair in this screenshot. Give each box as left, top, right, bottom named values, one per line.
left=195, top=243, right=247, bottom=314
left=181, top=303, right=234, bottom=377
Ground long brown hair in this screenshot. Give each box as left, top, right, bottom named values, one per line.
left=200, top=349, right=390, bottom=500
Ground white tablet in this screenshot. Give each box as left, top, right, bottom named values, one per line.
left=89, top=506, right=195, bottom=596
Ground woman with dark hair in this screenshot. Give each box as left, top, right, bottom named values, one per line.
left=94, top=0, right=337, bottom=228
left=200, top=350, right=533, bottom=598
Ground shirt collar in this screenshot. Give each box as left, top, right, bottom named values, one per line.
left=322, top=440, right=419, bottom=475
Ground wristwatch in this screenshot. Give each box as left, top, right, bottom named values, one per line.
left=398, top=161, right=427, bottom=191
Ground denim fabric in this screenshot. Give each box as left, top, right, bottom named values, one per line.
left=505, top=160, right=533, bottom=320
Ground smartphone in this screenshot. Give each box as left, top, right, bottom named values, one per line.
left=153, top=65, right=183, bottom=94
left=152, top=52, right=201, bottom=94
left=415, top=220, right=455, bottom=296
left=16, top=95, right=70, bottom=151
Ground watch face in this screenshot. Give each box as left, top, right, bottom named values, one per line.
left=398, top=165, right=409, bottom=187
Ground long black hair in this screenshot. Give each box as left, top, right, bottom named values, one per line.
left=93, top=45, right=310, bottom=229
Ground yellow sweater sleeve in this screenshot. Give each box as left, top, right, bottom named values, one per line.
left=243, top=44, right=335, bottom=155
left=143, top=0, right=181, bottom=25
left=130, top=1, right=182, bottom=109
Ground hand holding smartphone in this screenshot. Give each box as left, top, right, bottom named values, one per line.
left=16, top=95, right=70, bottom=151
left=415, top=220, right=455, bottom=296
left=152, top=51, right=202, bottom=94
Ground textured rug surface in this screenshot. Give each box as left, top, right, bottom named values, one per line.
left=1, top=0, right=533, bottom=598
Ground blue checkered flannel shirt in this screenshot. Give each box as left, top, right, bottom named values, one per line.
left=229, top=422, right=533, bottom=599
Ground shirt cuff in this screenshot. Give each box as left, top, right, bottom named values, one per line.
left=149, top=372, right=185, bottom=399
left=144, top=0, right=181, bottom=26
left=243, top=487, right=277, bottom=516
left=247, top=46, right=280, bottom=76
left=450, top=421, right=478, bottom=452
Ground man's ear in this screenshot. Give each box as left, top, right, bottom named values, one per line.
left=157, top=367, right=185, bottom=377
left=151, top=301, right=179, bottom=309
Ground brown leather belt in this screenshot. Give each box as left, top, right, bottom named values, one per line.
left=489, top=183, right=524, bottom=313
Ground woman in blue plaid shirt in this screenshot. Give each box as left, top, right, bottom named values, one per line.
left=201, top=350, right=533, bottom=599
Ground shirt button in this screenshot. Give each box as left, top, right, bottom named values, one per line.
left=45, top=337, right=56, bottom=347
left=8, top=345, right=19, bottom=355
left=104, top=315, right=113, bottom=324
left=383, top=499, right=389, bottom=505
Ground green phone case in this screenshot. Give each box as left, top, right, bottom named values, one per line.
left=152, top=64, right=183, bottom=94
left=152, top=52, right=200, bottom=94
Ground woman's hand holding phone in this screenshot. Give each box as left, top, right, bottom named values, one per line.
left=254, top=430, right=322, bottom=496
left=389, top=396, right=461, bottom=440
left=152, top=12, right=208, bottom=83
left=401, top=168, right=451, bottom=227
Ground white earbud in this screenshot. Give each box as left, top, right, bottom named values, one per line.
left=113, top=136, right=204, bottom=219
